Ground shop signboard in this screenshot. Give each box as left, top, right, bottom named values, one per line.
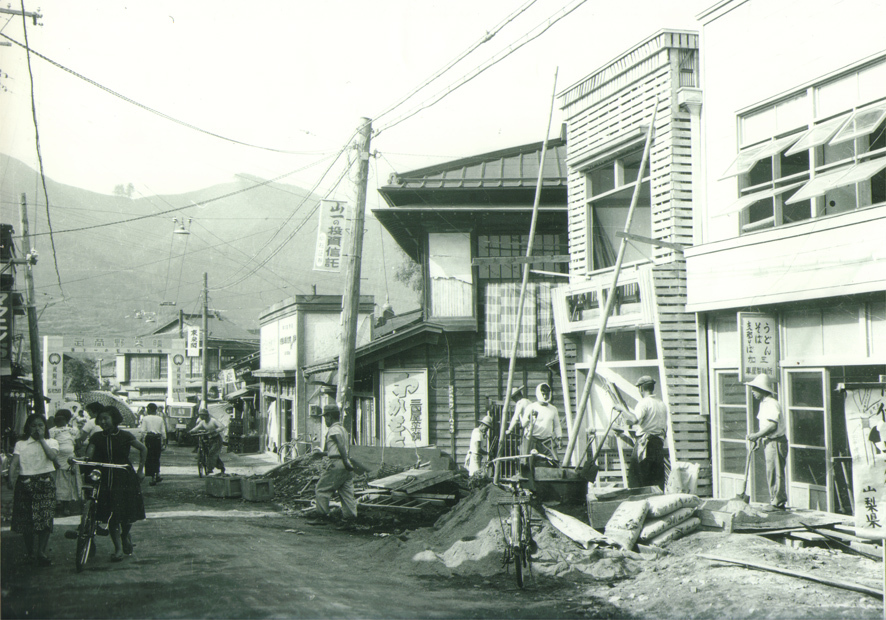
left=738, top=312, right=777, bottom=383
left=843, top=383, right=886, bottom=539
left=314, top=200, right=350, bottom=273
left=381, top=369, right=428, bottom=448
left=186, top=326, right=200, bottom=357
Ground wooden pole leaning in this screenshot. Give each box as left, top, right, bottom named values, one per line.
left=561, top=101, right=659, bottom=467
left=494, top=68, right=559, bottom=476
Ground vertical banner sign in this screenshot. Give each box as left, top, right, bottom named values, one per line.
left=186, top=326, right=200, bottom=357
left=381, top=369, right=428, bottom=448
left=314, top=200, right=350, bottom=272
left=843, top=383, right=886, bottom=539
left=738, top=312, right=778, bottom=383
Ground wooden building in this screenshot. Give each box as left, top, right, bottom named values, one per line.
left=555, top=30, right=711, bottom=493
left=686, top=0, right=886, bottom=513
left=303, top=139, right=574, bottom=465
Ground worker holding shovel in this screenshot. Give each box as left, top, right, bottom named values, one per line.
left=745, top=374, right=788, bottom=512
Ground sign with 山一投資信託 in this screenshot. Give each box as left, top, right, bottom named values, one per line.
left=843, top=384, right=886, bottom=539
left=314, top=200, right=350, bottom=273
left=738, top=312, right=777, bottom=383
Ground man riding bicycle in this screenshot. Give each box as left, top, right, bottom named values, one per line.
left=190, top=409, right=226, bottom=475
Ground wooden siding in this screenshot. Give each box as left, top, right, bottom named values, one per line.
left=651, top=262, right=712, bottom=495
left=378, top=333, right=575, bottom=465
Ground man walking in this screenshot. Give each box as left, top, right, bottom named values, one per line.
left=312, top=404, right=358, bottom=530
left=613, top=376, right=668, bottom=489
left=138, top=403, right=167, bottom=485
left=745, top=373, right=788, bottom=511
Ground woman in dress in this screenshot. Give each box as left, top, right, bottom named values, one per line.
left=49, top=409, right=81, bottom=516
left=190, top=409, right=226, bottom=475
left=8, top=414, right=59, bottom=566
left=85, top=406, right=147, bottom=561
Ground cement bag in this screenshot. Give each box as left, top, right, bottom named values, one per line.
left=639, top=506, right=696, bottom=542
left=649, top=516, right=701, bottom=547
left=664, top=462, right=700, bottom=495
left=646, top=493, right=700, bottom=518
left=604, top=499, right=649, bottom=550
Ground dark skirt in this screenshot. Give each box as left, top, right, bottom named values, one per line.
left=95, top=467, right=146, bottom=525
left=144, top=434, right=163, bottom=476
left=11, top=473, right=56, bottom=534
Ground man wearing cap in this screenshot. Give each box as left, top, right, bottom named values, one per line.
left=312, top=404, right=358, bottom=527
left=745, top=373, right=788, bottom=511
left=504, top=385, right=531, bottom=437
left=519, top=383, right=563, bottom=461
left=613, top=376, right=668, bottom=489
left=466, top=414, right=492, bottom=476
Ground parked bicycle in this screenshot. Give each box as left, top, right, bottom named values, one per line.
left=277, top=434, right=318, bottom=463
left=69, top=459, right=131, bottom=573
left=486, top=452, right=558, bottom=588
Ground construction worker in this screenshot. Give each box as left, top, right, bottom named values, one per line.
left=612, top=375, right=667, bottom=489
left=518, top=383, right=563, bottom=461
left=745, top=373, right=788, bottom=512
left=465, top=414, right=492, bottom=476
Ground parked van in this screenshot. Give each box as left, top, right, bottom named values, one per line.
left=166, top=401, right=198, bottom=444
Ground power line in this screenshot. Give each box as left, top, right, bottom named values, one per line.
left=0, top=31, right=328, bottom=155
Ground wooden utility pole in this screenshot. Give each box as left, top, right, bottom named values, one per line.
left=202, top=272, right=209, bottom=407
left=336, top=117, right=372, bottom=424
left=19, top=194, right=45, bottom=417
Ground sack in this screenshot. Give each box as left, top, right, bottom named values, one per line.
left=639, top=506, right=696, bottom=541
left=649, top=516, right=701, bottom=547
left=646, top=493, right=700, bottom=518
left=604, top=499, right=649, bottom=550
left=664, top=462, right=700, bottom=495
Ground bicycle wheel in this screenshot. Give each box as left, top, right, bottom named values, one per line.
left=75, top=500, right=95, bottom=573
left=511, top=503, right=525, bottom=588
left=198, top=451, right=206, bottom=478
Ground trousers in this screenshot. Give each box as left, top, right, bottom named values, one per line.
left=315, top=461, right=357, bottom=520
left=764, top=436, right=789, bottom=507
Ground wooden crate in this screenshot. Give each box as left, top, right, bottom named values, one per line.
left=242, top=478, right=274, bottom=502
left=205, top=476, right=243, bottom=498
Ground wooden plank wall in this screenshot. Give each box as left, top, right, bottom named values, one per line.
left=379, top=333, right=575, bottom=465
left=651, top=262, right=712, bottom=495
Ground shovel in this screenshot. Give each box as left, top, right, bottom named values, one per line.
left=725, top=442, right=756, bottom=513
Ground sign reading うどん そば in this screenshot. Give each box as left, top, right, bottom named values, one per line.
left=738, top=312, right=778, bottom=383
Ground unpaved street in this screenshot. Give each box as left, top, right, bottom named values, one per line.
left=1, top=446, right=619, bottom=619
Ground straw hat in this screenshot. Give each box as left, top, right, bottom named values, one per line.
left=745, top=373, right=776, bottom=394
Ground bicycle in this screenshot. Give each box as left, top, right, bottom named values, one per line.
left=486, top=452, right=558, bottom=588
left=278, top=434, right=318, bottom=463
left=190, top=431, right=211, bottom=477
left=69, top=459, right=131, bottom=573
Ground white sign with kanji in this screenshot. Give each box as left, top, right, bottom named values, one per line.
left=314, top=200, right=350, bottom=272
left=844, top=384, right=886, bottom=539
left=186, top=326, right=201, bottom=357
left=738, top=312, right=778, bottom=383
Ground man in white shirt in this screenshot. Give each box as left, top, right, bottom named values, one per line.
left=466, top=414, right=492, bottom=476
left=519, top=383, right=563, bottom=461
left=139, top=403, right=167, bottom=485
left=745, top=373, right=788, bottom=511
left=613, top=375, right=668, bottom=489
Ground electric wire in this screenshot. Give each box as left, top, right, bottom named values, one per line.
left=0, top=31, right=327, bottom=156
left=375, top=0, right=590, bottom=137
left=18, top=0, right=64, bottom=296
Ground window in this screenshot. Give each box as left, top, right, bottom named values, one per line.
left=727, top=59, right=886, bottom=234
left=585, top=149, right=652, bottom=270
left=716, top=371, right=748, bottom=475
left=605, top=328, right=657, bottom=362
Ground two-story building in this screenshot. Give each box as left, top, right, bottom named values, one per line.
left=685, top=0, right=886, bottom=513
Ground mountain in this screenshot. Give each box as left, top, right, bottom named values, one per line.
left=0, top=154, right=420, bottom=339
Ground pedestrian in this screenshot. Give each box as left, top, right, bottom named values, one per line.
left=76, top=402, right=104, bottom=456
left=49, top=409, right=81, bottom=516
left=745, top=373, right=788, bottom=512
left=190, top=409, right=226, bottom=475
left=138, top=403, right=167, bottom=486
left=8, top=414, right=59, bottom=566
left=515, top=383, right=563, bottom=461
left=86, top=405, right=147, bottom=561
left=612, top=376, right=668, bottom=489
left=504, top=385, right=531, bottom=436
left=311, top=404, right=357, bottom=529
left=465, top=414, right=493, bottom=476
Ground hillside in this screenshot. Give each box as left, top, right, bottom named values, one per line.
left=0, top=154, right=419, bottom=339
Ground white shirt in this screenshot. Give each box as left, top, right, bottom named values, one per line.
left=757, top=395, right=785, bottom=438
left=523, top=401, right=562, bottom=441
left=633, top=396, right=667, bottom=437
left=139, top=414, right=167, bottom=438
left=14, top=437, right=60, bottom=475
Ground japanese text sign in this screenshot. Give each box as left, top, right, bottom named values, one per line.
left=381, top=369, right=428, bottom=448
left=738, top=312, right=777, bottom=383
left=314, top=200, right=350, bottom=273
left=186, top=326, right=201, bottom=358
left=843, top=384, right=886, bottom=539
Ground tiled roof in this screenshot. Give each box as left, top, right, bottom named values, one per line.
left=383, top=138, right=567, bottom=192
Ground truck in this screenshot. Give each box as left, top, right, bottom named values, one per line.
left=165, top=401, right=198, bottom=445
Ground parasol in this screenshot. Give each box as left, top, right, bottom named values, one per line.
left=80, top=391, right=137, bottom=427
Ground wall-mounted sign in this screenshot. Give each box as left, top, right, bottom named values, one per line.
left=738, top=312, right=777, bottom=383
left=842, top=383, right=886, bottom=539
left=381, top=369, right=428, bottom=448
left=186, top=326, right=201, bottom=358
left=314, top=200, right=350, bottom=273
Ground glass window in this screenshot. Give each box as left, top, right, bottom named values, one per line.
left=830, top=102, right=886, bottom=145
left=790, top=409, right=825, bottom=446
left=791, top=448, right=828, bottom=485
left=785, top=115, right=849, bottom=156
left=589, top=165, right=615, bottom=196
left=788, top=158, right=886, bottom=205
left=719, top=373, right=746, bottom=406
left=789, top=371, right=824, bottom=408
left=720, top=440, right=747, bottom=475
left=721, top=134, right=801, bottom=180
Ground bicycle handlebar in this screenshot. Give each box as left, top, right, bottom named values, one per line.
left=71, top=459, right=130, bottom=470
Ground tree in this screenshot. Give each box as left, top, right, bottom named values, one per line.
left=64, top=356, right=100, bottom=403
left=393, top=253, right=422, bottom=295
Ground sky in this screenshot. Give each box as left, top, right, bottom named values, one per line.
left=0, top=0, right=712, bottom=212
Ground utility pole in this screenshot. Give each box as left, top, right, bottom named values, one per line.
left=336, top=117, right=372, bottom=424
left=202, top=272, right=209, bottom=407
left=19, top=194, right=45, bottom=417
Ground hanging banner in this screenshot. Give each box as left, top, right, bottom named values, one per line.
left=186, top=326, right=201, bottom=357
left=738, top=312, right=778, bottom=383
left=843, top=383, right=886, bottom=539
left=313, top=200, right=350, bottom=273
left=381, top=369, right=428, bottom=448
